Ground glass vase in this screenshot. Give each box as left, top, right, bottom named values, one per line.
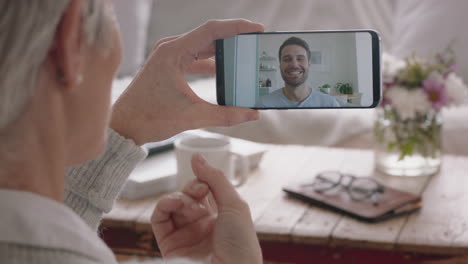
left=374, top=106, right=442, bottom=177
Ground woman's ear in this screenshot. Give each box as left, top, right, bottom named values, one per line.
left=49, top=0, right=85, bottom=90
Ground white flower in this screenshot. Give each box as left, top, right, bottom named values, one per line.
left=445, top=72, right=468, bottom=106
left=386, top=86, right=431, bottom=120
left=427, top=71, right=445, bottom=83
left=382, top=53, right=405, bottom=83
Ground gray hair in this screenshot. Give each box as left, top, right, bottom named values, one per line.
left=0, top=0, right=113, bottom=130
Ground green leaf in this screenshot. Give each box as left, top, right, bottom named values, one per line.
left=398, top=141, right=415, bottom=161
left=387, top=142, right=396, bottom=152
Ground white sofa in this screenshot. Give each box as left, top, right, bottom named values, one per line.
left=113, top=0, right=468, bottom=156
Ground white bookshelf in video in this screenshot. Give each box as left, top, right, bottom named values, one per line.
left=258, top=54, right=277, bottom=98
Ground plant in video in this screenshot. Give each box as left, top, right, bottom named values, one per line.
left=319, top=83, right=332, bottom=94
left=336, top=82, right=353, bottom=94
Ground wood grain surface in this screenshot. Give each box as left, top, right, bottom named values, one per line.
left=103, top=146, right=468, bottom=261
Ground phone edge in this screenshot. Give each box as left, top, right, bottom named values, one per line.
left=370, top=29, right=382, bottom=108
left=216, top=39, right=226, bottom=105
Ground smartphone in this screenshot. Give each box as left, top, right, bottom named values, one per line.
left=216, top=30, right=381, bottom=109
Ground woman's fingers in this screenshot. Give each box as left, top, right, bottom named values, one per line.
left=182, top=180, right=216, bottom=213
left=159, top=216, right=215, bottom=258
left=190, top=153, right=262, bottom=264
left=173, top=19, right=264, bottom=69
left=182, top=180, right=210, bottom=200
left=112, top=19, right=264, bottom=146
left=178, top=19, right=264, bottom=53
left=191, top=153, right=246, bottom=209
left=185, top=58, right=216, bottom=74
left=152, top=191, right=210, bottom=234
left=151, top=34, right=183, bottom=51
left=151, top=195, right=184, bottom=240
left=187, top=103, right=260, bottom=129
left=151, top=192, right=214, bottom=257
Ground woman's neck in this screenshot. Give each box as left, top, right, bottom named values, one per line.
left=0, top=100, right=66, bottom=202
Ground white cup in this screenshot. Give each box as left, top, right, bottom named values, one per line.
left=174, top=136, right=249, bottom=189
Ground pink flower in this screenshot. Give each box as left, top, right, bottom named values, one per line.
left=423, top=73, right=448, bottom=111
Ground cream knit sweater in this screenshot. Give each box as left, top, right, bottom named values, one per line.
left=0, top=129, right=199, bottom=264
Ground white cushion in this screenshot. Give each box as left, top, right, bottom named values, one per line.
left=193, top=77, right=468, bottom=156
left=392, top=0, right=468, bottom=82
left=144, top=0, right=395, bottom=148
left=189, top=78, right=375, bottom=147
left=146, top=0, right=396, bottom=54
left=138, top=0, right=468, bottom=156
left=114, top=0, right=153, bottom=77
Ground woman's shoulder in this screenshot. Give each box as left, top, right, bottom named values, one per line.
left=0, top=190, right=116, bottom=263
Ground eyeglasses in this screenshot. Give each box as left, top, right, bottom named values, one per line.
left=302, top=171, right=385, bottom=205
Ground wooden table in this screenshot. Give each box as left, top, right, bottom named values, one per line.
left=102, top=145, right=468, bottom=263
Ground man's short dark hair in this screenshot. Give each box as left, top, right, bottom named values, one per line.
left=278, top=37, right=311, bottom=62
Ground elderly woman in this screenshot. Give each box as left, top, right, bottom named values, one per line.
left=0, top=0, right=264, bottom=263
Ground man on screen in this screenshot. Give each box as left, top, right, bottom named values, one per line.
left=255, top=37, right=340, bottom=108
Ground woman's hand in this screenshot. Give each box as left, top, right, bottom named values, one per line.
left=110, top=19, right=264, bottom=145
left=151, top=153, right=262, bottom=264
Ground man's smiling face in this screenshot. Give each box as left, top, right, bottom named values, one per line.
left=280, top=44, right=310, bottom=87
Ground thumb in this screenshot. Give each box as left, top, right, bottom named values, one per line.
left=190, top=104, right=260, bottom=128
left=185, top=59, right=216, bottom=74
left=190, top=153, right=244, bottom=208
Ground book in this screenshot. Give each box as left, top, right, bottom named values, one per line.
left=121, top=130, right=267, bottom=199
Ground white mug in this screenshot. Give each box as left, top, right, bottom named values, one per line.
left=174, top=136, right=249, bottom=189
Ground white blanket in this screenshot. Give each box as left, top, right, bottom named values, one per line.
left=113, top=77, right=468, bottom=156
left=113, top=0, right=468, bottom=156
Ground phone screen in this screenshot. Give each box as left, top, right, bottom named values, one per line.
left=216, top=31, right=381, bottom=109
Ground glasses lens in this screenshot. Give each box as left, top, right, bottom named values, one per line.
left=349, top=178, right=379, bottom=200
left=313, top=171, right=342, bottom=191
